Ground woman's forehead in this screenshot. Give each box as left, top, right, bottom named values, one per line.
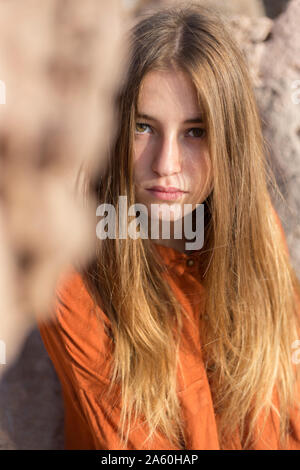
left=137, top=68, right=202, bottom=120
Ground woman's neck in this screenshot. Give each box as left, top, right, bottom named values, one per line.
left=151, top=237, right=187, bottom=254
left=147, top=216, right=188, bottom=253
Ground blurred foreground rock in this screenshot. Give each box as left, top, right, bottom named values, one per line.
left=0, top=0, right=129, bottom=449
left=0, top=0, right=127, bottom=369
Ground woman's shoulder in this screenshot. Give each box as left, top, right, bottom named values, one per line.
left=41, top=265, right=109, bottom=325
left=37, top=265, right=113, bottom=387
left=55, top=266, right=96, bottom=319
left=269, top=203, right=289, bottom=255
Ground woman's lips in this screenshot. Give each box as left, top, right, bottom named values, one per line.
left=146, top=186, right=187, bottom=201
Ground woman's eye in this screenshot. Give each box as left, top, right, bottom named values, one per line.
left=187, top=128, right=206, bottom=138
left=135, top=122, right=152, bottom=134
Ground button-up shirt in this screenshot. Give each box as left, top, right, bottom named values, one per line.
left=37, top=241, right=300, bottom=450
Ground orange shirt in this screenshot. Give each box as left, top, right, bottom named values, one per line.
left=37, top=242, right=300, bottom=450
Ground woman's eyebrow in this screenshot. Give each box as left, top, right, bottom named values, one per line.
left=184, top=116, right=203, bottom=124
left=136, top=113, right=204, bottom=123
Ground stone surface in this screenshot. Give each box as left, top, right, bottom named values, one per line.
left=137, top=0, right=266, bottom=17
left=0, top=327, right=64, bottom=449
left=227, top=0, right=300, bottom=277
left=0, top=0, right=128, bottom=374
left=256, top=0, right=300, bottom=276
left=0, top=0, right=129, bottom=451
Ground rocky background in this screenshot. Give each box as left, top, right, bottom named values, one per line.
left=0, top=0, right=299, bottom=449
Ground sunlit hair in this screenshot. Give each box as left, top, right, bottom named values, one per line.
left=77, top=4, right=300, bottom=450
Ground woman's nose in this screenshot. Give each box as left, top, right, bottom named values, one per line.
left=151, top=134, right=182, bottom=177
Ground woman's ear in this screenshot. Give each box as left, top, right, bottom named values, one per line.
left=270, top=203, right=289, bottom=257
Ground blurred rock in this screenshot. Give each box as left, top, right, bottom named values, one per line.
left=228, top=0, right=300, bottom=277
left=139, top=0, right=292, bottom=19
left=199, top=0, right=265, bottom=17
left=0, top=0, right=128, bottom=370
left=228, top=15, right=273, bottom=87
left=0, top=0, right=129, bottom=451
left=137, top=0, right=265, bottom=17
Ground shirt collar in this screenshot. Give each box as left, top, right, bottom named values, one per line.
left=152, top=242, right=202, bottom=277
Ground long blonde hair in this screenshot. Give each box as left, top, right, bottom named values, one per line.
left=77, top=4, right=300, bottom=450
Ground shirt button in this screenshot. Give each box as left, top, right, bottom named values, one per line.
left=186, top=259, right=194, bottom=267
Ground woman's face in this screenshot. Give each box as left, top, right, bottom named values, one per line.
left=133, top=67, right=213, bottom=224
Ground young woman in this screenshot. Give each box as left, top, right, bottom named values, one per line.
left=37, top=5, right=300, bottom=450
